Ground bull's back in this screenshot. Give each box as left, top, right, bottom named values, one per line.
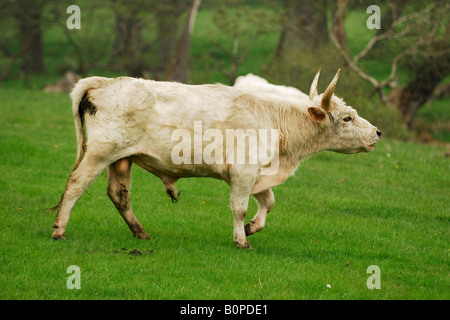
left=82, top=78, right=250, bottom=161
left=87, top=77, right=239, bottom=124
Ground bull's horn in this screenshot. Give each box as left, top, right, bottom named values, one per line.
left=321, top=68, right=341, bottom=111
left=309, top=68, right=321, bottom=100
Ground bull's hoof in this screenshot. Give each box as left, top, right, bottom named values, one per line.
left=166, top=189, right=180, bottom=203
left=244, top=221, right=255, bottom=236
left=51, top=230, right=66, bottom=240
left=235, top=240, right=252, bottom=249
left=133, top=231, right=151, bottom=240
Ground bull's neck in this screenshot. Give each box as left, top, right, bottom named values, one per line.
left=277, top=108, right=330, bottom=164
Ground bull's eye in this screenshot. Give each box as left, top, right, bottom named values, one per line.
left=343, top=116, right=352, bottom=122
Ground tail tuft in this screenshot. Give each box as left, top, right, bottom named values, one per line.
left=47, top=194, right=63, bottom=214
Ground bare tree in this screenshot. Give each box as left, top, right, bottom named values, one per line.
left=47, top=2, right=114, bottom=75
left=15, top=0, right=46, bottom=74
left=213, top=17, right=269, bottom=84
left=111, top=0, right=154, bottom=77
left=332, top=0, right=348, bottom=49
left=391, top=55, right=450, bottom=129
left=272, top=0, right=329, bottom=63
left=215, top=36, right=257, bottom=86
left=211, top=1, right=278, bottom=85
left=0, top=0, right=46, bottom=80
left=0, top=36, right=34, bottom=82
left=0, top=0, right=51, bottom=83
left=330, top=1, right=450, bottom=128
left=154, top=0, right=186, bottom=79
left=163, top=0, right=201, bottom=83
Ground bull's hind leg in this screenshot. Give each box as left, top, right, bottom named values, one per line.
left=107, top=159, right=150, bottom=239
left=245, top=188, right=274, bottom=236
left=52, top=154, right=108, bottom=240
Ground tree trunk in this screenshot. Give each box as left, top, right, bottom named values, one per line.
left=392, top=58, right=449, bottom=129
left=112, top=0, right=145, bottom=77
left=15, top=0, right=45, bottom=74
left=269, top=0, right=329, bottom=84
left=155, top=0, right=184, bottom=78
left=275, top=0, right=329, bottom=59
left=163, top=0, right=201, bottom=83
left=332, top=0, right=347, bottom=49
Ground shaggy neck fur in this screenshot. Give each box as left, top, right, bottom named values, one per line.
left=259, top=98, right=331, bottom=166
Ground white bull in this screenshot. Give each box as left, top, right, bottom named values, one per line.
left=51, top=69, right=381, bottom=248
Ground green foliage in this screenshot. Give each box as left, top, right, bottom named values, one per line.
left=212, top=0, right=279, bottom=38
left=267, top=43, right=344, bottom=90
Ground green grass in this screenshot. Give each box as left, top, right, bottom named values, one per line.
left=0, top=87, right=448, bottom=300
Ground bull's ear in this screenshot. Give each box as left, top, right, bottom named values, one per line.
left=308, top=107, right=326, bottom=122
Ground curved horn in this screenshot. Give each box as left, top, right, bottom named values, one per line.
left=321, top=68, right=341, bottom=111
left=309, top=68, right=321, bottom=100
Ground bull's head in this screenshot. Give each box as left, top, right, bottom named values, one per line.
left=307, top=68, right=381, bottom=154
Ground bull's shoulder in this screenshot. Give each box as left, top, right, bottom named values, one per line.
left=251, top=157, right=298, bottom=194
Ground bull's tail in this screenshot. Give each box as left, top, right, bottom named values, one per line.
left=50, top=76, right=111, bottom=212
left=71, top=77, right=111, bottom=170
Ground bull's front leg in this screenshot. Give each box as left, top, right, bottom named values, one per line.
left=229, top=171, right=256, bottom=249
left=230, top=191, right=251, bottom=248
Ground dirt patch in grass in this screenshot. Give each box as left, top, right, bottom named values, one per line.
left=113, top=248, right=154, bottom=256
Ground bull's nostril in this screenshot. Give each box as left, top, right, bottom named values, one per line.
left=377, top=130, right=382, bottom=137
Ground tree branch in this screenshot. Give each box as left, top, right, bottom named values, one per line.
left=330, top=1, right=448, bottom=105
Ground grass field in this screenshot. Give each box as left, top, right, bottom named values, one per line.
left=0, top=4, right=449, bottom=300
left=0, top=86, right=448, bottom=300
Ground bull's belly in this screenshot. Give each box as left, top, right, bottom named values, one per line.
left=130, top=153, right=228, bottom=182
